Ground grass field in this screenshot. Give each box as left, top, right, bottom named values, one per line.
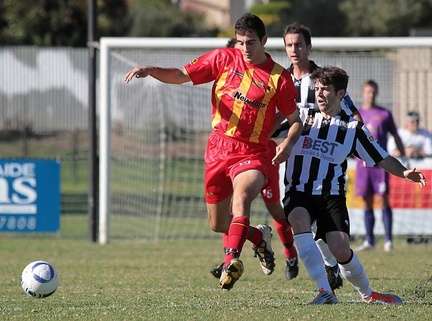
left=1, top=218, right=431, bottom=321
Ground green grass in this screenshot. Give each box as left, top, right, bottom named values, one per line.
left=1, top=218, right=431, bottom=321
left=60, top=160, right=88, bottom=194
left=2, top=134, right=432, bottom=319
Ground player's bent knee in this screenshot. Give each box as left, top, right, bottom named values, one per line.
left=208, top=220, right=230, bottom=233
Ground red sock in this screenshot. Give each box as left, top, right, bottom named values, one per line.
left=222, top=233, right=229, bottom=253
left=225, top=216, right=250, bottom=265
left=273, top=218, right=297, bottom=260
left=247, top=226, right=263, bottom=246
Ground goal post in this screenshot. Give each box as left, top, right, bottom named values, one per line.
left=99, top=37, right=432, bottom=244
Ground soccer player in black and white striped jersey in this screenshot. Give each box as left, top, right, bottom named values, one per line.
left=279, top=22, right=365, bottom=291
left=283, top=65, right=426, bottom=305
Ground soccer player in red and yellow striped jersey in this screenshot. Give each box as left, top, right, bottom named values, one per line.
left=124, top=13, right=303, bottom=291
left=208, top=38, right=300, bottom=282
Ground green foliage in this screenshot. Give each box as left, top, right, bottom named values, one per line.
left=2, top=0, right=87, bottom=46
left=2, top=0, right=432, bottom=45
left=96, top=0, right=129, bottom=38
left=251, top=0, right=432, bottom=37
left=250, top=1, right=291, bottom=37
left=281, top=0, right=348, bottom=37
left=0, top=1, right=7, bottom=36
left=415, top=0, right=432, bottom=27
left=251, top=1, right=290, bottom=15
left=0, top=0, right=128, bottom=46
left=127, top=0, right=218, bottom=37
left=1, top=235, right=431, bottom=320
left=339, top=0, right=432, bottom=36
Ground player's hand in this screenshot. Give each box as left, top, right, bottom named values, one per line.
left=124, top=66, right=154, bottom=83
left=272, top=140, right=291, bottom=165
left=404, top=168, right=426, bottom=188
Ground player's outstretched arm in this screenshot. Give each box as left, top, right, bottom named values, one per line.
left=378, top=155, right=426, bottom=188
left=124, top=66, right=191, bottom=84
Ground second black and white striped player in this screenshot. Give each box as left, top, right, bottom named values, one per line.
left=283, top=65, right=426, bottom=305
left=277, top=21, right=365, bottom=291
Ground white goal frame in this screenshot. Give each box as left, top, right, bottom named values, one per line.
left=99, top=37, right=432, bottom=244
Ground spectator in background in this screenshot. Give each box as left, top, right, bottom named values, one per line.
left=355, top=80, right=405, bottom=252
left=388, top=111, right=432, bottom=159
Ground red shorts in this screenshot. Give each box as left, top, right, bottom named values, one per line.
left=204, top=131, right=269, bottom=204
left=260, top=140, right=280, bottom=203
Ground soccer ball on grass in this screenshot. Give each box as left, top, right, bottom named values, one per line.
left=21, top=261, right=59, bottom=298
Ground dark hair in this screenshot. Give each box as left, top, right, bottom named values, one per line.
left=226, top=38, right=237, bottom=48
left=310, top=66, right=349, bottom=93
left=406, top=111, right=420, bottom=121
left=363, top=79, right=379, bottom=92
left=283, top=22, right=312, bottom=46
left=235, top=13, right=266, bottom=41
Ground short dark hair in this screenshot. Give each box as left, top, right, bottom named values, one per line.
left=283, top=22, right=312, bottom=46
left=235, top=13, right=266, bottom=41
left=310, top=66, right=349, bottom=93
left=363, top=79, right=379, bottom=92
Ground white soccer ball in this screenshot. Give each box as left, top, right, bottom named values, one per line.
left=21, top=261, right=59, bottom=298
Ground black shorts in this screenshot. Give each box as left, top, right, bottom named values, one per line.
left=283, top=191, right=350, bottom=242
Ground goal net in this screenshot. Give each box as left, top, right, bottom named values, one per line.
left=99, top=37, right=432, bottom=244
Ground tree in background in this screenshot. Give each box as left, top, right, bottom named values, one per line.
left=1, top=0, right=432, bottom=46
left=246, top=0, right=290, bottom=37
left=251, top=0, right=432, bottom=37
left=0, top=1, right=6, bottom=40
left=0, top=0, right=129, bottom=46
left=269, top=0, right=346, bottom=37
left=126, top=0, right=218, bottom=37
left=0, top=0, right=216, bottom=46
left=339, top=0, right=432, bottom=36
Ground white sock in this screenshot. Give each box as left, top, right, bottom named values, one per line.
left=316, top=238, right=338, bottom=267
left=339, top=251, right=372, bottom=299
left=294, top=233, right=332, bottom=292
